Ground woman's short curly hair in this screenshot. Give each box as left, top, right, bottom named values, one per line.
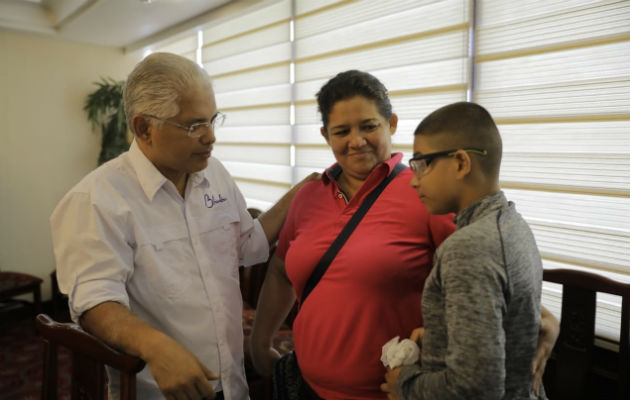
left=316, top=70, right=392, bottom=129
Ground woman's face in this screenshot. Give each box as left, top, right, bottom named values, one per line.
left=321, top=96, right=397, bottom=181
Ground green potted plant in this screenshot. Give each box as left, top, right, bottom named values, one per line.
left=84, top=78, right=129, bottom=165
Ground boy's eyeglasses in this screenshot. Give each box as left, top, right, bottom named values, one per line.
left=409, top=148, right=487, bottom=176
left=144, top=112, right=226, bottom=138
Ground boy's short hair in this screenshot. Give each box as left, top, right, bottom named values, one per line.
left=414, top=101, right=502, bottom=180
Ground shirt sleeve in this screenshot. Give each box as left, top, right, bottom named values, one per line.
left=399, top=249, right=509, bottom=399
left=274, top=188, right=299, bottom=262
left=50, top=191, right=133, bottom=323
left=233, top=181, right=269, bottom=267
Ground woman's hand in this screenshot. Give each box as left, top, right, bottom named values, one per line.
left=249, top=342, right=281, bottom=377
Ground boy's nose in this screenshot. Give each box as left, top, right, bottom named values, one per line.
left=410, top=174, right=420, bottom=189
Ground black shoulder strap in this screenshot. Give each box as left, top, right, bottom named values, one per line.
left=300, top=163, right=406, bottom=305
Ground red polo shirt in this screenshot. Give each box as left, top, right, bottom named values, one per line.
left=276, top=154, right=455, bottom=399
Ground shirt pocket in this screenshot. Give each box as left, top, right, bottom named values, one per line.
left=195, top=208, right=241, bottom=282
left=134, top=223, right=196, bottom=300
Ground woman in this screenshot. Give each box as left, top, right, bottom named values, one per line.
left=250, top=71, right=557, bottom=399
left=250, top=70, right=454, bottom=399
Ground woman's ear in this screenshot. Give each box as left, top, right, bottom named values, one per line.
left=132, top=115, right=151, bottom=143
left=388, top=113, right=398, bottom=136
left=320, top=126, right=330, bottom=145
left=454, top=150, right=472, bottom=179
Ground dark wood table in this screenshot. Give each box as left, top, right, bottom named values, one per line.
left=0, top=271, right=43, bottom=315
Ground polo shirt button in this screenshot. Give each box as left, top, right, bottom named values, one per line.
left=337, top=192, right=343, bottom=199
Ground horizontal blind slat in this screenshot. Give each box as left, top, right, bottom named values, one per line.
left=295, top=0, right=468, bottom=59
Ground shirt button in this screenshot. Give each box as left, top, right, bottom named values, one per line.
left=337, top=192, right=343, bottom=199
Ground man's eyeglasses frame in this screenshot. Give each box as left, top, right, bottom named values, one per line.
left=143, top=112, right=226, bottom=138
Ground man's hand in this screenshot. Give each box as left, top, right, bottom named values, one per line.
left=531, top=306, right=559, bottom=396
left=298, top=171, right=322, bottom=186
left=258, top=172, right=321, bottom=243
left=145, top=336, right=218, bottom=400
left=381, top=367, right=403, bottom=400
left=81, top=302, right=219, bottom=400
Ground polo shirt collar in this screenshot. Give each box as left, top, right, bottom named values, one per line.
left=322, top=152, right=404, bottom=184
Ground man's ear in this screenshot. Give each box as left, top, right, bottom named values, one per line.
left=454, top=150, right=472, bottom=179
left=132, top=115, right=151, bottom=143
left=388, top=113, right=398, bottom=136
left=320, top=126, right=330, bottom=145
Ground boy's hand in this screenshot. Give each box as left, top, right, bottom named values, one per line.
left=531, top=307, right=559, bottom=395
left=409, top=327, right=424, bottom=346
left=381, top=367, right=403, bottom=400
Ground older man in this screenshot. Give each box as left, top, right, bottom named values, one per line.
left=50, top=52, right=317, bottom=400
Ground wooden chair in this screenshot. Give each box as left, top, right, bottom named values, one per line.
left=35, top=313, right=145, bottom=400
left=543, top=268, right=629, bottom=400
left=0, top=271, right=42, bottom=315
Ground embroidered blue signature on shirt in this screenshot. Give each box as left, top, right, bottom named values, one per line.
left=204, top=193, right=227, bottom=208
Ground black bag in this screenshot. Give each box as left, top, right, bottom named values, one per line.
left=272, top=351, right=322, bottom=400
left=272, top=351, right=302, bottom=400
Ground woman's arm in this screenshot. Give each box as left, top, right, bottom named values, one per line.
left=258, top=173, right=320, bottom=244
left=249, top=254, right=297, bottom=376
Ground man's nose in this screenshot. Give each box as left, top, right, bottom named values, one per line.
left=199, top=127, right=216, bottom=145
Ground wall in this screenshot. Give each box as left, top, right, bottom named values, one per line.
left=0, top=29, right=141, bottom=300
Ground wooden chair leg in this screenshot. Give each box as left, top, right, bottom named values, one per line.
left=121, top=374, right=137, bottom=400
left=41, top=338, right=58, bottom=400
left=34, top=285, right=42, bottom=315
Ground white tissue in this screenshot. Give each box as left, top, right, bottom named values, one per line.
left=381, top=336, right=420, bottom=368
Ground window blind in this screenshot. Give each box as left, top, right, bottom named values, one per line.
left=293, top=0, right=472, bottom=180
left=202, top=0, right=293, bottom=210
left=146, top=0, right=630, bottom=347
left=475, top=0, right=630, bottom=346
left=152, top=32, right=199, bottom=62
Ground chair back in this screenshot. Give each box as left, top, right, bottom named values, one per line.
left=543, top=268, right=629, bottom=400
left=35, top=313, right=145, bottom=400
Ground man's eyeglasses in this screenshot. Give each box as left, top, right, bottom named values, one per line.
left=144, top=112, right=226, bottom=138
left=409, top=148, right=487, bottom=176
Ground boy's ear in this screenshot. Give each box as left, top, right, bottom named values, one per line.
left=454, top=150, right=472, bottom=179
left=320, top=126, right=330, bottom=144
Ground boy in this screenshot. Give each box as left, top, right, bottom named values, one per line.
left=383, top=102, right=546, bottom=399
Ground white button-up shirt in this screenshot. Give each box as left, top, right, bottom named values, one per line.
left=50, top=141, right=269, bottom=400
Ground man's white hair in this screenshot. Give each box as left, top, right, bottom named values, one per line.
left=124, top=52, right=212, bottom=134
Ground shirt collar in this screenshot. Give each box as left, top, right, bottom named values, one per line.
left=127, top=140, right=209, bottom=201
left=322, top=152, right=404, bottom=184
left=454, top=191, right=507, bottom=229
